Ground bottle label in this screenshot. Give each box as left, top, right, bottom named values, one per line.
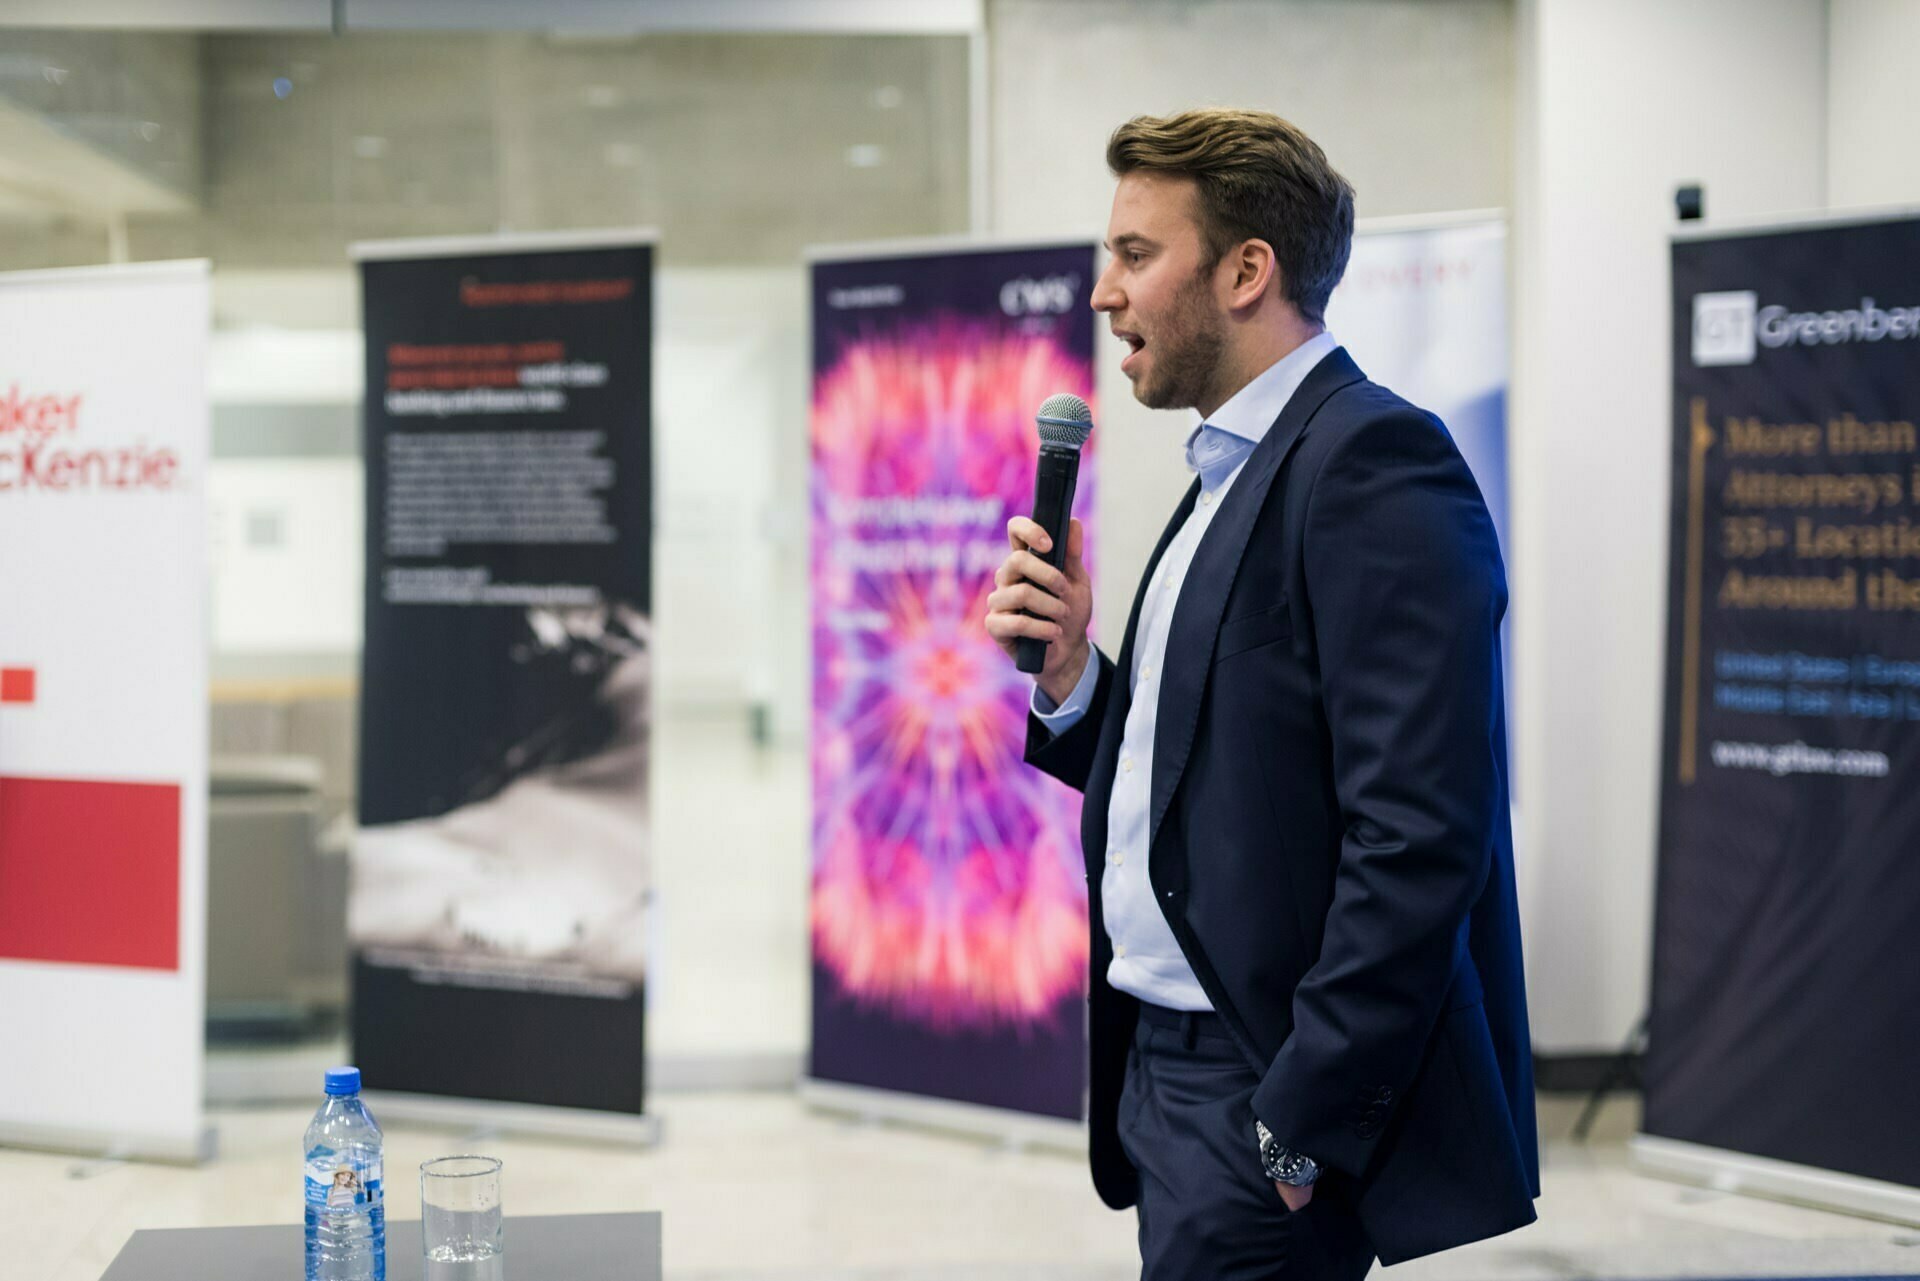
left=305, top=1153, right=384, bottom=1214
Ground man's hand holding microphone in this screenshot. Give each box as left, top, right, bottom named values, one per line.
left=985, top=515, right=1093, bottom=705
left=986, top=391, right=1096, bottom=703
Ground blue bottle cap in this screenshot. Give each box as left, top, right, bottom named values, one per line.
left=324, top=1066, right=362, bottom=1096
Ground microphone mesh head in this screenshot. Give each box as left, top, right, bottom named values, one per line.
left=1035, top=392, right=1093, bottom=447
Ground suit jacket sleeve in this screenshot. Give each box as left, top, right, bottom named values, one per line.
left=1250, top=407, right=1507, bottom=1179
left=1022, top=647, right=1116, bottom=793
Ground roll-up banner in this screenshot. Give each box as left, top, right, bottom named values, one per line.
left=807, top=240, right=1097, bottom=1124
left=1650, top=212, right=1920, bottom=1194
left=0, top=261, right=212, bottom=1160
left=1326, top=215, right=1509, bottom=582
left=351, top=231, right=654, bottom=1117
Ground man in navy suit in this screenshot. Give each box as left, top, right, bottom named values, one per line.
left=984, top=109, right=1538, bottom=1278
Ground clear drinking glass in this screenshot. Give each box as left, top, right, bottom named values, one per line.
left=420, top=1156, right=504, bottom=1281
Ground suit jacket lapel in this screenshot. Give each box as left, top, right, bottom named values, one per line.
left=1147, top=347, right=1366, bottom=854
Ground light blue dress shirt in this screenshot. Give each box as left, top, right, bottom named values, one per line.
left=1033, top=331, right=1339, bottom=1011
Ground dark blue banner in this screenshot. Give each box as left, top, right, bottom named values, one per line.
left=1651, top=215, right=1920, bottom=1187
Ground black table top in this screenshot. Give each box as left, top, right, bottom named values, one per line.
left=100, top=1211, right=662, bottom=1281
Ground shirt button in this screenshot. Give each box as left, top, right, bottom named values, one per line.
left=1121, top=756, right=1134, bottom=773
left=1115, top=943, right=1128, bottom=958
left=1201, top=491, right=1214, bottom=506
left=1111, top=850, right=1124, bottom=866
left=1139, top=664, right=1154, bottom=681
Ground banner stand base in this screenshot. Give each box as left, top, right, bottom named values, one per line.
left=361, top=1091, right=662, bottom=1149
left=800, top=1078, right=1085, bottom=1157
left=1632, top=1134, right=1920, bottom=1227
left=212, top=1043, right=801, bottom=1105
left=0, top=1120, right=218, bottom=1166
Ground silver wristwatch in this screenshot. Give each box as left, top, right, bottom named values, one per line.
left=1255, top=1119, right=1322, bottom=1187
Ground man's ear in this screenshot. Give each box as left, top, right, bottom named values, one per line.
left=1225, top=239, right=1278, bottom=311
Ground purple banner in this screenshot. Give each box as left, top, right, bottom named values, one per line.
left=809, top=242, right=1096, bottom=1119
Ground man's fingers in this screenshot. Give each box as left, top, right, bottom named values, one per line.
left=998, top=549, right=1075, bottom=595
left=984, top=611, right=1063, bottom=643
left=987, top=583, right=1067, bottom=619
left=992, top=551, right=1060, bottom=593
left=1006, top=516, right=1053, bottom=554
left=1062, top=518, right=1089, bottom=584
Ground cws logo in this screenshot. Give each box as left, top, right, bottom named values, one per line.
left=1000, top=274, right=1080, bottom=317
left=1692, top=291, right=1758, bottom=366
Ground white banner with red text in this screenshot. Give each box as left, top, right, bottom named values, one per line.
left=0, top=260, right=212, bottom=1161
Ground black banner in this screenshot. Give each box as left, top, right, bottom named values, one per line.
left=351, top=236, right=653, bottom=1114
left=1650, top=215, right=1920, bottom=1187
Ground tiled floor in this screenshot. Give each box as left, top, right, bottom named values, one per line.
left=9, top=1093, right=1920, bottom=1281
left=17, top=721, right=1920, bottom=1278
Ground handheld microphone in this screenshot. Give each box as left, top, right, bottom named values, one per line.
left=1015, top=392, right=1094, bottom=675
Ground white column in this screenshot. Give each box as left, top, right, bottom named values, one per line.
left=1510, top=0, right=1828, bottom=1051
left=1827, top=0, right=1920, bottom=211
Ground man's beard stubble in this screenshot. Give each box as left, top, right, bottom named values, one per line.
left=1135, top=263, right=1228, bottom=412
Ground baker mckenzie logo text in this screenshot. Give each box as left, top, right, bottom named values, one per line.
left=1693, top=292, right=1920, bottom=366
left=0, top=384, right=181, bottom=492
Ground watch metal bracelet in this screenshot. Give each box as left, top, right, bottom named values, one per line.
left=1255, top=1119, right=1322, bottom=1186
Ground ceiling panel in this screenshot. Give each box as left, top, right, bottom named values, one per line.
left=0, top=1, right=329, bottom=29
left=342, top=0, right=980, bottom=34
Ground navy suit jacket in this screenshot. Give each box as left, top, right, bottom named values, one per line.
left=1025, top=348, right=1539, bottom=1265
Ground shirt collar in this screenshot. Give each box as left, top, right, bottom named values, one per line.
left=1182, top=330, right=1340, bottom=455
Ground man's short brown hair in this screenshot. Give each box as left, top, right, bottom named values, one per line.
left=1107, top=108, right=1354, bottom=323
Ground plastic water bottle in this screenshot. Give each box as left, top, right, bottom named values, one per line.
left=304, top=1066, right=386, bottom=1281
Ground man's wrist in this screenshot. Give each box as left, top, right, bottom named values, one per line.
left=1255, top=1119, right=1322, bottom=1186
left=1036, top=640, right=1091, bottom=707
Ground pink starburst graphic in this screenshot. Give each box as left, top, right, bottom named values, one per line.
left=811, top=320, right=1094, bottom=1029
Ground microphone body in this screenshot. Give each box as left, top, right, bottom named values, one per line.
left=1015, top=395, right=1093, bottom=675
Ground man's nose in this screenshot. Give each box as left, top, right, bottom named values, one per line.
left=1090, top=262, right=1123, bottom=312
